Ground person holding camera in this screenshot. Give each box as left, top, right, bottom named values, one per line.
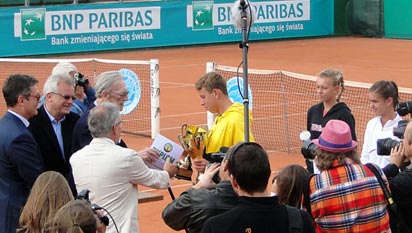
left=361, top=80, right=402, bottom=168
left=306, top=69, right=356, bottom=174
left=304, top=119, right=390, bottom=232
left=382, top=120, right=412, bottom=232
left=162, top=154, right=238, bottom=233
left=52, top=62, right=96, bottom=117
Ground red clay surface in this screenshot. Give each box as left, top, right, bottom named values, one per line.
left=4, top=37, right=412, bottom=232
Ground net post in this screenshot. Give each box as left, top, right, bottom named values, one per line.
left=206, top=62, right=216, bottom=130
left=150, top=59, right=160, bottom=139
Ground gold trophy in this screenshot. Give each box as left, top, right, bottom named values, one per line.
left=175, top=124, right=207, bottom=180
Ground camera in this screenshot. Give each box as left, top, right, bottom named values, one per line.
left=301, top=140, right=317, bottom=160
left=76, top=189, right=109, bottom=227
left=376, top=120, right=407, bottom=155
left=396, top=101, right=412, bottom=117
left=74, top=72, right=89, bottom=88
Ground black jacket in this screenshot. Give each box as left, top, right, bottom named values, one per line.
left=29, top=105, right=79, bottom=196
left=383, top=164, right=412, bottom=232
left=162, top=180, right=238, bottom=233
left=307, top=102, right=357, bottom=140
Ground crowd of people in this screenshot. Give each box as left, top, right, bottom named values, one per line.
left=0, top=64, right=411, bottom=233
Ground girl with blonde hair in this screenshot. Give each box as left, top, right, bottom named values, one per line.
left=17, top=171, right=74, bottom=233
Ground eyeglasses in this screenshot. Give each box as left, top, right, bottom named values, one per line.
left=111, top=90, right=129, bottom=98
left=24, top=94, right=41, bottom=101
left=51, top=92, right=76, bottom=101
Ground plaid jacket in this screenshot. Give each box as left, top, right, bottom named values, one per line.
left=309, top=159, right=390, bottom=233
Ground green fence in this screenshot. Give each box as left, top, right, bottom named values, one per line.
left=385, top=0, right=412, bottom=39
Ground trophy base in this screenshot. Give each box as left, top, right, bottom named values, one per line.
left=174, top=168, right=193, bottom=181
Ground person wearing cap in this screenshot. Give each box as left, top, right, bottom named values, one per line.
left=305, top=119, right=390, bottom=232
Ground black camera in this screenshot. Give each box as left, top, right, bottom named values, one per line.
left=376, top=120, right=407, bottom=155
left=74, top=72, right=89, bottom=88
left=76, top=189, right=109, bottom=227
left=301, top=140, right=317, bottom=160
left=396, top=101, right=412, bottom=117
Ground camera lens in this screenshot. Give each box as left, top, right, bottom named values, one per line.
left=376, top=138, right=401, bottom=155
left=301, top=140, right=317, bottom=160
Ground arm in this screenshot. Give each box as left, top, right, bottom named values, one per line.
left=8, top=134, right=43, bottom=189
left=162, top=191, right=194, bottom=231
left=341, top=111, right=357, bottom=141
left=360, top=121, right=372, bottom=164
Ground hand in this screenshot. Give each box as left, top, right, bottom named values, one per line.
left=164, top=157, right=178, bottom=178
left=138, top=147, right=160, bottom=164
left=94, top=210, right=107, bottom=233
left=192, top=158, right=208, bottom=173
left=74, top=86, right=85, bottom=101
left=193, top=163, right=220, bottom=189
left=390, top=143, right=406, bottom=168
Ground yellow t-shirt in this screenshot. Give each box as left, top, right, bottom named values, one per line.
left=205, top=102, right=254, bottom=154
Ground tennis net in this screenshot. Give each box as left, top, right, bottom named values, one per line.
left=207, top=62, right=412, bottom=154
left=0, top=58, right=159, bottom=138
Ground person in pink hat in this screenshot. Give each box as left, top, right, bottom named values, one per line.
left=304, top=119, right=390, bottom=233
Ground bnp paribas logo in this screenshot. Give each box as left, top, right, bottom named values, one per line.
left=192, top=1, right=213, bottom=30
left=20, top=8, right=46, bottom=41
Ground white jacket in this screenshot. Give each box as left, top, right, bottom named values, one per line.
left=70, top=137, right=170, bottom=233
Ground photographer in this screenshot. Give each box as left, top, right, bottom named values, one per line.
left=162, top=153, right=238, bottom=233
left=52, top=62, right=96, bottom=117
left=382, top=120, right=412, bottom=232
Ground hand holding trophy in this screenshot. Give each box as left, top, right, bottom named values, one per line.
left=175, top=124, right=207, bottom=181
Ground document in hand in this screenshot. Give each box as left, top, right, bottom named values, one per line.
left=149, top=134, right=184, bottom=170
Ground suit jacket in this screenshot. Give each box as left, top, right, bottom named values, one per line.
left=29, top=105, right=79, bottom=195
left=70, top=138, right=170, bottom=233
left=0, top=112, right=44, bottom=233
left=72, top=103, right=127, bottom=154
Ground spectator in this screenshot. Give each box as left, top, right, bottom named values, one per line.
left=201, top=142, right=314, bottom=233
left=17, top=171, right=74, bottom=233
left=272, top=164, right=309, bottom=208
left=71, top=70, right=158, bottom=165
left=306, top=119, right=390, bottom=232
left=361, top=80, right=402, bottom=168
left=70, top=102, right=177, bottom=233
left=192, top=71, right=255, bottom=173
left=45, top=199, right=98, bottom=233
left=0, top=74, right=44, bottom=232
left=383, top=120, right=412, bottom=232
left=29, top=74, right=79, bottom=196
left=51, top=62, right=96, bottom=116
left=162, top=154, right=238, bottom=233
left=306, top=69, right=356, bottom=174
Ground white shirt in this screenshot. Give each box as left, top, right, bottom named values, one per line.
left=70, top=137, right=170, bottom=233
left=361, top=114, right=402, bottom=168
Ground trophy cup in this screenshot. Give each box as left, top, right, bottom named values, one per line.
left=175, top=124, right=207, bottom=180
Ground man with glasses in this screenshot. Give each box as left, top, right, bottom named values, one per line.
left=0, top=74, right=44, bottom=232
left=52, top=62, right=96, bottom=116
left=72, top=70, right=159, bottom=165
left=29, top=74, right=79, bottom=196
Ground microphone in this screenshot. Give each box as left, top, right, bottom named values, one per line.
left=231, top=0, right=255, bottom=29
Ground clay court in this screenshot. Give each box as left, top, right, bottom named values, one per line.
left=3, top=36, right=412, bottom=232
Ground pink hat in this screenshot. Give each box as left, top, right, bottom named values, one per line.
left=312, top=120, right=357, bottom=153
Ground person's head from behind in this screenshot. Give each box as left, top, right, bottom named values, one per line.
left=316, top=69, right=345, bottom=103
left=88, top=102, right=121, bottom=142
left=272, top=164, right=309, bottom=208
left=195, top=72, right=228, bottom=114
left=43, top=74, right=75, bottom=120
left=48, top=199, right=97, bottom=233
left=18, top=171, right=74, bottom=232
left=312, top=119, right=358, bottom=171
left=52, top=62, right=78, bottom=78
left=95, top=71, right=128, bottom=111
left=368, top=80, right=399, bottom=117
left=2, top=74, right=40, bottom=119
left=227, top=142, right=271, bottom=195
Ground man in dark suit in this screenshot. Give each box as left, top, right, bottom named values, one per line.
left=0, top=74, right=44, bottom=232
left=71, top=70, right=158, bottom=164
left=29, top=74, right=79, bottom=196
